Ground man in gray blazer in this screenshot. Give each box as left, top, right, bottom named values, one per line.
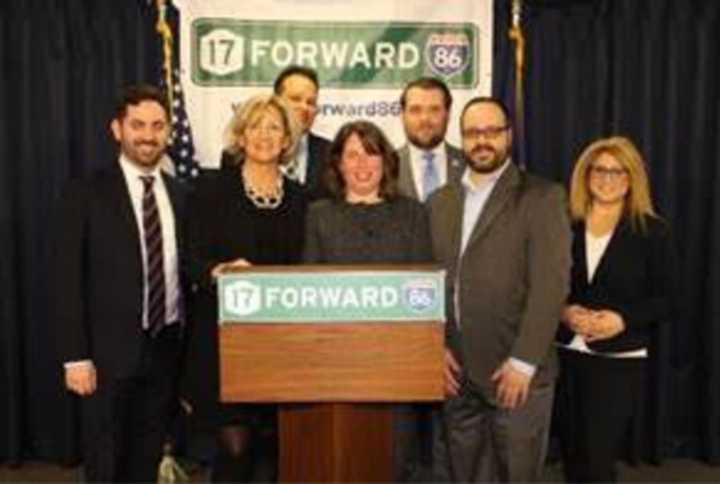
left=428, top=97, right=571, bottom=482
left=397, top=77, right=465, bottom=202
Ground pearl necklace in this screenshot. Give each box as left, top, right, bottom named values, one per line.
left=242, top=170, right=284, bottom=209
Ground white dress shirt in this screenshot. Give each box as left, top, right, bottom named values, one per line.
left=282, top=134, right=309, bottom=184
left=119, top=155, right=181, bottom=329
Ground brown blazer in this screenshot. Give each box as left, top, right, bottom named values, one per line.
left=428, top=162, right=571, bottom=396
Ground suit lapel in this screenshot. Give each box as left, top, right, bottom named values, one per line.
left=441, top=184, right=464, bottom=261
left=306, top=134, right=319, bottom=190
left=397, top=145, right=420, bottom=200
left=573, top=223, right=589, bottom=288
left=588, top=218, right=627, bottom=286
left=162, top=172, right=181, bottom=220
left=444, top=144, right=465, bottom=185
left=464, top=163, right=520, bottom=250
left=106, top=162, right=140, bottom=242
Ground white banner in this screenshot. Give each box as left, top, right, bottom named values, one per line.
left=174, top=0, right=494, bottom=168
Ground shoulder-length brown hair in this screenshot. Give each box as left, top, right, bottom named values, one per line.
left=222, top=94, right=300, bottom=166
left=569, top=136, right=656, bottom=231
left=325, top=120, right=400, bottom=201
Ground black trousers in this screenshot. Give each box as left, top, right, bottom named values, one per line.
left=557, top=348, right=646, bottom=483
left=81, top=326, right=182, bottom=482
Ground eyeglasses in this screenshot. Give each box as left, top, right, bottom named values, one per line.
left=590, top=165, right=628, bottom=181
left=462, top=125, right=509, bottom=141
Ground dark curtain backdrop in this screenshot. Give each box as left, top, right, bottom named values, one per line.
left=1, top=0, right=719, bottom=467
left=494, top=0, right=720, bottom=464
left=0, top=0, right=162, bottom=464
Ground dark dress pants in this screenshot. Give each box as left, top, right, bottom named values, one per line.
left=433, top=379, right=555, bottom=482
left=558, top=348, right=645, bottom=483
left=81, top=326, right=181, bottom=482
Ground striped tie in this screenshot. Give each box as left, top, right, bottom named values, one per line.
left=140, top=176, right=166, bottom=337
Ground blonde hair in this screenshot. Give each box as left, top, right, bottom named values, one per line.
left=223, top=94, right=300, bottom=166
left=569, top=136, right=656, bottom=231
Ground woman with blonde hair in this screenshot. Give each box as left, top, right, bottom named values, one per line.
left=182, top=94, right=305, bottom=481
left=557, top=136, right=676, bottom=482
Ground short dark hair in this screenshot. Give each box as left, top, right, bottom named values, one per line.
left=460, top=96, right=511, bottom=129
left=114, top=84, right=170, bottom=121
left=273, top=65, right=320, bottom=94
left=325, top=121, right=400, bottom=201
left=399, top=77, right=453, bottom=111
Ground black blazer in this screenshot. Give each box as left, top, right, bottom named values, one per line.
left=180, top=169, right=306, bottom=420
left=556, top=216, right=676, bottom=353
left=53, top=163, right=186, bottom=378
left=219, top=131, right=331, bottom=201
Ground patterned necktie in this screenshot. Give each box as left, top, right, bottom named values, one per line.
left=422, top=151, right=439, bottom=201
left=140, top=175, right=166, bottom=337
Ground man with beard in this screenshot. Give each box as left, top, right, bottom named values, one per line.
left=54, top=85, right=185, bottom=482
left=427, top=97, right=571, bottom=482
left=397, top=77, right=465, bottom=202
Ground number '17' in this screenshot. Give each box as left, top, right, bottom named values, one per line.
left=208, top=39, right=235, bottom=66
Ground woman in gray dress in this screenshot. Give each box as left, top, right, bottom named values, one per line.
left=304, top=120, right=431, bottom=265
left=303, top=120, right=432, bottom=481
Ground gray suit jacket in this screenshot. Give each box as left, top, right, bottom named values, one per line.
left=427, top=162, right=571, bottom=396
left=396, top=142, right=465, bottom=201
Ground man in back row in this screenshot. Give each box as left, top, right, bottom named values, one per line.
left=273, top=65, right=331, bottom=200
left=397, top=77, right=465, bottom=202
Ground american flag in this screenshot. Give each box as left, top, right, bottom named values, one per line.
left=163, top=69, right=200, bottom=180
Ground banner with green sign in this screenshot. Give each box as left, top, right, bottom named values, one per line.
left=192, top=20, right=477, bottom=89
left=174, top=0, right=493, bottom=168
left=218, top=270, right=445, bottom=324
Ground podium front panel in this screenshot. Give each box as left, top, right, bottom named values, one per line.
left=220, top=322, right=444, bottom=402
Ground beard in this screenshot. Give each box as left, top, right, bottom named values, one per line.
left=406, top=125, right=446, bottom=150
left=465, top=143, right=508, bottom=174
left=125, top=140, right=164, bottom=167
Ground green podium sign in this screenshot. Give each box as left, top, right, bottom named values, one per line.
left=218, top=269, right=445, bottom=324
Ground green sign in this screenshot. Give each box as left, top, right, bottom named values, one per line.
left=218, top=270, right=445, bottom=324
left=191, top=19, right=478, bottom=88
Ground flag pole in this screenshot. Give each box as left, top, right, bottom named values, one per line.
left=508, top=0, right=526, bottom=168
left=156, top=0, right=174, bottom=109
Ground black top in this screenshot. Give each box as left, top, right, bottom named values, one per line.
left=556, top=215, right=676, bottom=353
left=181, top=168, right=306, bottom=422
left=303, top=196, right=432, bottom=264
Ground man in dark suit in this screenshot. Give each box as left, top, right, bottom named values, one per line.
left=272, top=65, right=331, bottom=200
left=54, top=84, right=185, bottom=482
left=397, top=77, right=465, bottom=202
left=427, top=97, right=571, bottom=482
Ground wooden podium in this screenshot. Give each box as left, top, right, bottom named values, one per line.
left=218, top=265, right=445, bottom=482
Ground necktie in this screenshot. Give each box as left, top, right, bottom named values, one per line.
left=140, top=175, right=166, bottom=337
left=422, top=151, right=439, bottom=201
